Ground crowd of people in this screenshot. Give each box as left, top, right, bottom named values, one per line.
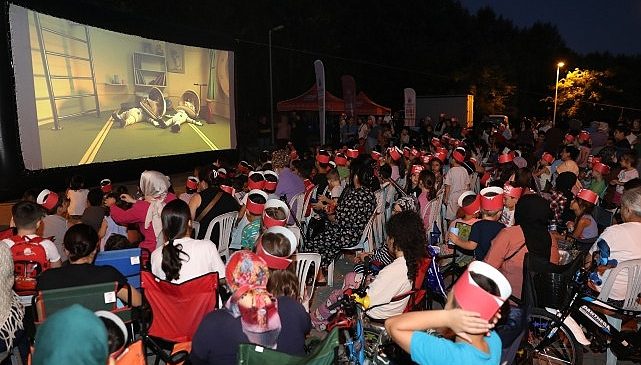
left=1, top=113, right=641, bottom=365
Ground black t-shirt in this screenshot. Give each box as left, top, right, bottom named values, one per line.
left=312, top=173, right=328, bottom=198
left=190, top=296, right=311, bottom=365
left=469, top=220, right=505, bottom=261
left=195, top=187, right=240, bottom=241
left=37, top=263, right=127, bottom=291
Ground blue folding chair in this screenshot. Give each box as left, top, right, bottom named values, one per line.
left=95, top=248, right=142, bottom=289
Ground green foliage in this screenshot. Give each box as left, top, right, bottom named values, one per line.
left=552, top=68, right=618, bottom=119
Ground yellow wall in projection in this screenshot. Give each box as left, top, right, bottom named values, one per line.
left=29, top=12, right=214, bottom=124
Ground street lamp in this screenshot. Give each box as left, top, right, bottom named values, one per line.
left=553, top=61, right=565, bottom=126
left=269, top=25, right=285, bottom=145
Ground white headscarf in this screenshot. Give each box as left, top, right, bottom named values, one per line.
left=140, top=170, right=170, bottom=248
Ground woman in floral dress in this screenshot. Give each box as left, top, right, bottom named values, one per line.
left=308, top=156, right=377, bottom=283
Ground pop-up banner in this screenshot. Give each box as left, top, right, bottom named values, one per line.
left=404, top=88, right=416, bottom=127
left=314, top=60, right=326, bottom=145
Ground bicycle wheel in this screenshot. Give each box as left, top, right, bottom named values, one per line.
left=516, top=308, right=583, bottom=365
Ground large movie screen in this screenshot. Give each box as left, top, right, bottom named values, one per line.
left=9, top=5, right=235, bottom=169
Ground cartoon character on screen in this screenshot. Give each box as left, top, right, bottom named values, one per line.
left=111, top=86, right=167, bottom=128
left=164, top=109, right=203, bottom=133
left=589, top=238, right=618, bottom=285
left=111, top=107, right=145, bottom=128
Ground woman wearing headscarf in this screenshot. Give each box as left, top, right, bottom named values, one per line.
left=191, top=251, right=310, bottom=365
left=32, top=305, right=109, bottom=365
left=484, top=194, right=560, bottom=299
left=0, top=245, right=24, bottom=359
left=107, top=170, right=176, bottom=254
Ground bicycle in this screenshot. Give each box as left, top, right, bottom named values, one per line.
left=516, top=256, right=641, bottom=365
left=325, top=258, right=419, bottom=365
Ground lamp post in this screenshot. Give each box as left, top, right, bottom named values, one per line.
left=553, top=61, right=565, bottom=126
left=269, top=25, right=285, bottom=145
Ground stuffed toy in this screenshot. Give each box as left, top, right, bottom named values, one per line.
left=164, top=110, right=203, bottom=133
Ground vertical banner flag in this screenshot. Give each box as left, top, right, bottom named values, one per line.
left=314, top=60, right=326, bottom=145
left=404, top=88, right=416, bottom=127
left=341, top=75, right=356, bottom=118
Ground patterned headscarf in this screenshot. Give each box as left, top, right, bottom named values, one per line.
left=393, top=196, right=419, bottom=213
left=225, top=251, right=281, bottom=349
left=140, top=170, right=170, bottom=248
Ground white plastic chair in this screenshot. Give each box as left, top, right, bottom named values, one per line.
left=295, top=253, right=321, bottom=310
left=290, top=191, right=306, bottom=224
left=597, top=259, right=641, bottom=365
left=301, top=186, right=318, bottom=236
left=383, top=183, right=397, bottom=223
left=327, top=212, right=377, bottom=287
left=203, top=211, right=238, bottom=261
left=373, top=189, right=386, bottom=248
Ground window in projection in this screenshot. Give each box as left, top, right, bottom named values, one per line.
left=9, top=5, right=235, bottom=169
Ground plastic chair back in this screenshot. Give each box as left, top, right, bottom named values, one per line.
left=295, top=253, right=321, bottom=303
left=204, top=211, right=238, bottom=261
left=141, top=271, right=218, bottom=343
left=357, top=212, right=377, bottom=253
left=95, top=248, right=142, bottom=289
left=597, top=259, right=641, bottom=311
left=35, top=281, right=131, bottom=323
left=290, top=192, right=306, bottom=223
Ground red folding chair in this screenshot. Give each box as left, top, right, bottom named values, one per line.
left=140, top=271, right=218, bottom=364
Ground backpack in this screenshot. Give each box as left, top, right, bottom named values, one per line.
left=9, top=235, right=49, bottom=294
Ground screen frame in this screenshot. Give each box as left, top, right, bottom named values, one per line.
left=0, top=1, right=238, bottom=200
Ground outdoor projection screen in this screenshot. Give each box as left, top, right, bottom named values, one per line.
left=9, top=5, right=235, bottom=170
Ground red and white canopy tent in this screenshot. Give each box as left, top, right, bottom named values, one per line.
left=276, top=84, right=345, bottom=112
left=354, top=91, right=391, bottom=116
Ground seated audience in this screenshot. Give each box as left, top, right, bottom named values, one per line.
left=312, top=210, right=427, bottom=328
left=3, top=201, right=62, bottom=268
left=150, top=199, right=226, bottom=284
left=107, top=170, right=176, bottom=253
left=32, top=305, right=112, bottom=365
left=37, top=224, right=141, bottom=307
left=484, top=194, right=560, bottom=299
left=589, top=187, right=641, bottom=306
left=386, top=261, right=510, bottom=365
left=191, top=251, right=310, bottom=365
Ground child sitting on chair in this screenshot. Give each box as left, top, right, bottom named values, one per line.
left=240, top=190, right=268, bottom=250
left=386, top=261, right=510, bottom=365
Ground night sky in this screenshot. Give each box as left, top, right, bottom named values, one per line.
left=458, top=0, right=641, bottom=55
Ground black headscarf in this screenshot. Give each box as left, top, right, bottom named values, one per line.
left=515, top=194, right=553, bottom=260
